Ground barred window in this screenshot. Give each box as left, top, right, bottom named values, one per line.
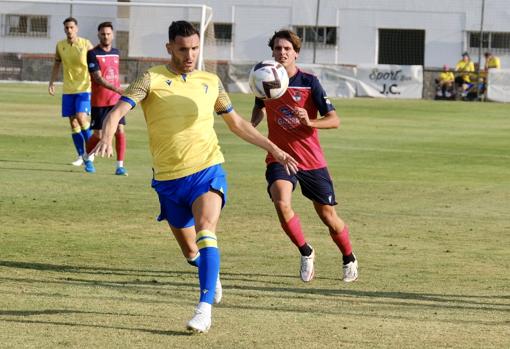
left=294, top=25, right=337, bottom=47
left=191, top=22, right=232, bottom=43
left=5, top=14, right=49, bottom=37
left=213, top=23, right=232, bottom=42
left=468, top=31, right=510, bottom=53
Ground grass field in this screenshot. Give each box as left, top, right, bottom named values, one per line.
left=0, top=83, right=509, bottom=348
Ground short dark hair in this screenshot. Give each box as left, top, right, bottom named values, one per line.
left=98, top=21, right=113, bottom=31
left=63, top=17, right=78, bottom=25
left=268, top=29, right=302, bottom=53
left=168, top=21, right=200, bottom=42
left=484, top=51, right=492, bottom=57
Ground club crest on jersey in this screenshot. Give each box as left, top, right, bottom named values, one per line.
left=292, top=91, right=302, bottom=102
left=165, top=79, right=172, bottom=87
left=276, top=106, right=300, bottom=130
left=202, top=83, right=209, bottom=94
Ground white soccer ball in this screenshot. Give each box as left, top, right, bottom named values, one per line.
left=248, top=60, right=289, bottom=100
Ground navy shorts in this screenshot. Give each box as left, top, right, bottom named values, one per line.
left=152, top=164, right=228, bottom=229
left=62, top=92, right=91, bottom=117
left=265, top=162, right=337, bottom=206
left=91, top=106, right=126, bottom=130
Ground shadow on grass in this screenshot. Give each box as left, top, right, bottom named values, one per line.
left=2, top=259, right=509, bottom=315
left=0, top=309, right=136, bottom=317
left=0, top=318, right=190, bottom=336
left=0, top=165, right=80, bottom=174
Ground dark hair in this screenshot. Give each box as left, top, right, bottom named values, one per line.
left=168, top=21, right=200, bottom=42
left=268, top=29, right=302, bottom=53
left=484, top=51, right=492, bottom=57
left=98, top=21, right=113, bottom=31
left=63, top=17, right=78, bottom=25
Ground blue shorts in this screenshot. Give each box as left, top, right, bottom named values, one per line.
left=62, top=92, right=91, bottom=117
left=91, top=106, right=126, bottom=130
left=152, top=164, right=228, bottom=229
left=265, top=162, right=337, bottom=206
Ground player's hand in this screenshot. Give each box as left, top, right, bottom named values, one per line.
left=91, top=140, right=114, bottom=158
left=116, top=87, right=125, bottom=95
left=294, top=107, right=312, bottom=126
left=48, top=83, right=55, bottom=96
left=272, top=149, right=299, bottom=175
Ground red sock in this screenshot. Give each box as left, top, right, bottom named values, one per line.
left=281, top=215, right=306, bottom=248
left=115, top=132, right=126, bottom=161
left=86, top=133, right=100, bottom=154
left=331, top=225, right=353, bottom=256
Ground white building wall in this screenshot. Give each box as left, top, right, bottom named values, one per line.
left=1, top=0, right=509, bottom=68
left=0, top=0, right=119, bottom=54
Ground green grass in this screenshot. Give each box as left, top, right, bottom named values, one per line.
left=0, top=83, right=509, bottom=348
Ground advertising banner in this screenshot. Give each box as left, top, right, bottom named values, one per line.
left=487, top=69, right=510, bottom=102
left=356, top=64, right=423, bottom=99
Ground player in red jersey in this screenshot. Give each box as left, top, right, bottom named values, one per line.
left=86, top=22, right=127, bottom=175
left=251, top=29, right=358, bottom=283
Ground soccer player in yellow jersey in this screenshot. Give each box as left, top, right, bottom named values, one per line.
left=48, top=17, right=95, bottom=172
left=92, top=21, right=298, bottom=333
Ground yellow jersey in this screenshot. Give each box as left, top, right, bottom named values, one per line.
left=123, top=65, right=233, bottom=181
left=55, top=37, right=92, bottom=94
left=455, top=60, right=475, bottom=82
left=486, top=56, right=501, bottom=69
left=439, top=72, right=454, bottom=83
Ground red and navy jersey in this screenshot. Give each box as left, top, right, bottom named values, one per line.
left=255, top=68, right=335, bottom=170
left=87, top=46, right=121, bottom=107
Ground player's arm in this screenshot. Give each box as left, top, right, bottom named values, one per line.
left=48, top=46, right=61, bottom=96
left=250, top=98, right=266, bottom=127
left=92, top=71, right=150, bottom=157
left=222, top=110, right=298, bottom=174
left=87, top=50, right=124, bottom=95
left=215, top=79, right=297, bottom=173
left=295, top=76, right=339, bottom=129
left=92, top=101, right=132, bottom=157
left=295, top=108, right=340, bottom=129
left=90, top=70, right=124, bottom=95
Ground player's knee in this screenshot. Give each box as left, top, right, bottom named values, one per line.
left=273, top=199, right=292, bottom=215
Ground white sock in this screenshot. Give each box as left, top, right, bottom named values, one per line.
left=196, top=302, right=212, bottom=315
left=116, top=160, right=124, bottom=168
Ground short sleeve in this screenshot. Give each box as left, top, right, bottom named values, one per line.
left=254, top=97, right=265, bottom=109
left=121, top=71, right=151, bottom=108
left=55, top=45, right=61, bottom=62
left=87, top=50, right=99, bottom=73
left=214, top=79, right=233, bottom=114
left=310, top=76, right=335, bottom=116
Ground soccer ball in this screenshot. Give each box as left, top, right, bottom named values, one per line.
left=248, top=60, right=289, bottom=99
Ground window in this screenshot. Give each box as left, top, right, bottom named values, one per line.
left=213, top=23, right=232, bottom=43
left=191, top=22, right=232, bottom=44
left=294, top=26, right=337, bottom=46
left=468, top=31, right=510, bottom=53
left=378, top=29, right=425, bottom=65
left=5, top=14, right=48, bottom=37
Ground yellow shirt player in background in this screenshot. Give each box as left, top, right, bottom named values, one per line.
left=48, top=17, right=95, bottom=172
left=92, top=21, right=298, bottom=334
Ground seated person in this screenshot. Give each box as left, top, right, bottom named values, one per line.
left=435, top=64, right=455, bottom=99
left=454, top=52, right=475, bottom=97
